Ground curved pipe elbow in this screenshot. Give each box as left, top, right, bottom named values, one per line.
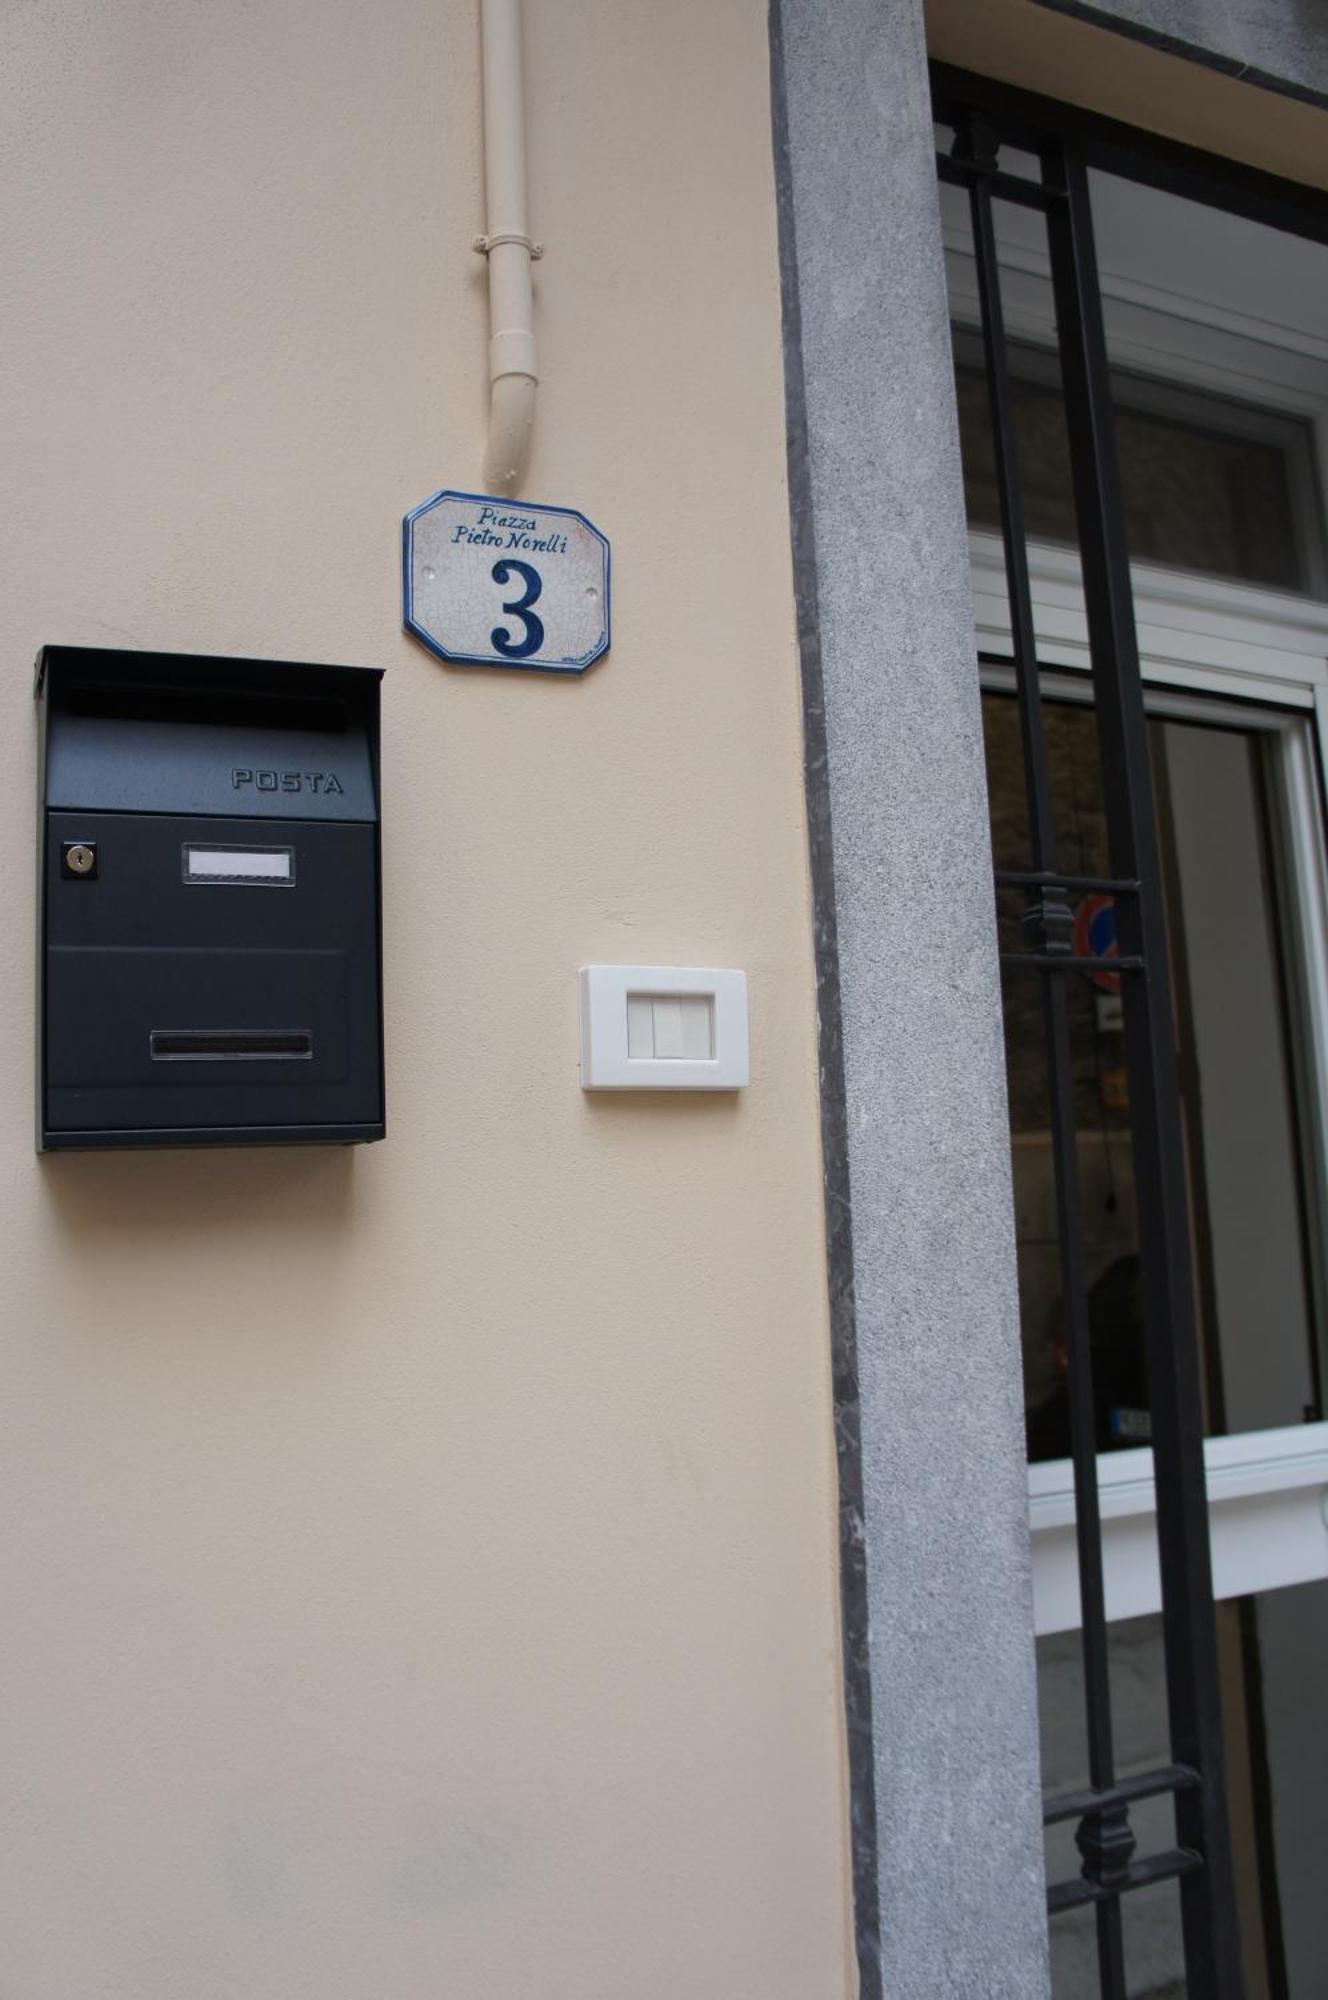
left=484, top=369, right=537, bottom=495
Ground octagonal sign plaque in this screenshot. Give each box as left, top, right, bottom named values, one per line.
left=403, top=488, right=611, bottom=674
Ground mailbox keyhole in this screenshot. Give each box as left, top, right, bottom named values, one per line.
left=61, top=842, right=98, bottom=879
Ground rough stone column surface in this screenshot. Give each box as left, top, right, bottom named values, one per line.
left=1035, top=0, right=1328, bottom=104
left=772, top=1, right=1050, bottom=1994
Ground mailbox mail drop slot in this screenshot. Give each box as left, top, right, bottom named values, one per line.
left=150, top=1029, right=313, bottom=1061
left=36, top=646, right=384, bottom=1150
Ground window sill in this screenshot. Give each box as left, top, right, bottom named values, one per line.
left=1027, top=1420, right=1328, bottom=1633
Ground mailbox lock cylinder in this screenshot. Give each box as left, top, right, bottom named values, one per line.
left=61, top=841, right=98, bottom=879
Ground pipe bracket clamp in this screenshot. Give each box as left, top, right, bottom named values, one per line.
left=473, top=232, right=544, bottom=259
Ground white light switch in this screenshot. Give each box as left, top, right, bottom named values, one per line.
left=626, top=993, right=714, bottom=1061
left=579, top=967, right=747, bottom=1090
left=626, top=994, right=654, bottom=1059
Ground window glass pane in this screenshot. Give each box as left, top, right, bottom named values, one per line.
left=1159, top=718, right=1319, bottom=1436
left=1087, top=168, right=1328, bottom=583
left=956, top=359, right=1309, bottom=591
left=1087, top=165, right=1328, bottom=596
left=982, top=691, right=1322, bottom=1460
left=1252, top=1577, right=1328, bottom=1992
left=940, top=153, right=1328, bottom=597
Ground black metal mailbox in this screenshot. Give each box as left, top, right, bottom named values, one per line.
left=36, top=646, right=385, bottom=1150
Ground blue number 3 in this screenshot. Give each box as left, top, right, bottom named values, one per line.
left=490, top=559, right=545, bottom=660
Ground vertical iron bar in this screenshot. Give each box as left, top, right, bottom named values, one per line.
left=959, top=129, right=1056, bottom=875
left=963, top=135, right=1128, bottom=1997
left=1041, top=132, right=1243, bottom=1999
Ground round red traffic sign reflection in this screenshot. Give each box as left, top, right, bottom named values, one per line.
left=1072, top=893, right=1120, bottom=994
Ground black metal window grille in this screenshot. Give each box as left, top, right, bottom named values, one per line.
left=926, top=67, right=1328, bottom=2000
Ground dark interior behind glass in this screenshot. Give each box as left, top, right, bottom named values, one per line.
left=982, top=690, right=1322, bottom=1464
left=954, top=343, right=1313, bottom=594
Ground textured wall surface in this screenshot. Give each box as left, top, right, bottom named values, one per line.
left=771, top=0, right=1049, bottom=1994
left=0, top=5, right=854, bottom=1996
left=1035, top=0, right=1328, bottom=104
left=928, top=0, right=1328, bottom=188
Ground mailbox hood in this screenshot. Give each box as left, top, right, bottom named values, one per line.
left=36, top=646, right=381, bottom=823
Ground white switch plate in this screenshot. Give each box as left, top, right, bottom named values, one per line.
left=578, top=966, right=749, bottom=1090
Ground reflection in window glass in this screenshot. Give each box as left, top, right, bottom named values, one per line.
left=983, top=692, right=1321, bottom=1461
left=956, top=362, right=1308, bottom=591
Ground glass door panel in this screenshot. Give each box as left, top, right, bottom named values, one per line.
left=984, top=687, right=1324, bottom=1463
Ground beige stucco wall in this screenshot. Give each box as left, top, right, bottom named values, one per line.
left=0, top=4, right=852, bottom=1995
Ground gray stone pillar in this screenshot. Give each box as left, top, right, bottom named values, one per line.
left=769, top=2, right=1050, bottom=1993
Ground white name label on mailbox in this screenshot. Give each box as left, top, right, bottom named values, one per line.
left=403, top=489, right=611, bottom=674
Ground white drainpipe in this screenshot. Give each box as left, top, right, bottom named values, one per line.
left=475, top=0, right=539, bottom=496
